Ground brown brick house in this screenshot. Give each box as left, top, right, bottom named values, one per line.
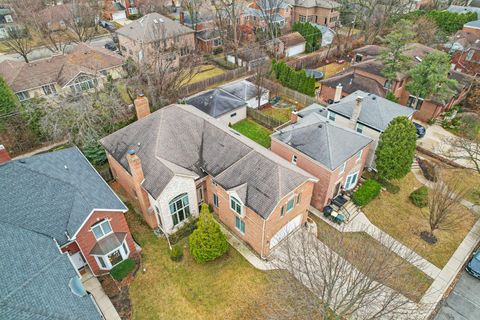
left=116, top=12, right=195, bottom=64
left=271, top=105, right=372, bottom=210
left=286, top=0, right=341, bottom=27
left=100, top=97, right=317, bottom=257
left=320, top=43, right=474, bottom=122
left=0, top=43, right=124, bottom=101
left=0, top=146, right=136, bottom=277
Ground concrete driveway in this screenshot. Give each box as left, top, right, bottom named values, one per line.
left=435, top=271, right=480, bottom=320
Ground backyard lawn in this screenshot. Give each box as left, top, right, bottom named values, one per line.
left=316, top=62, right=350, bottom=80
left=117, top=186, right=314, bottom=320
left=231, top=119, right=272, bottom=148
left=186, top=65, right=225, bottom=85
left=362, top=173, right=478, bottom=268
left=311, top=215, right=432, bottom=302
left=260, top=106, right=292, bottom=123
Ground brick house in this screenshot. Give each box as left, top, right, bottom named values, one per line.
left=116, top=12, right=195, bottom=64
left=450, top=23, right=480, bottom=76
left=318, top=90, right=415, bottom=167
left=100, top=97, right=317, bottom=258
left=271, top=107, right=372, bottom=211
left=0, top=43, right=124, bottom=102
left=285, top=0, right=341, bottom=27
left=320, top=43, right=474, bottom=122
left=179, top=10, right=223, bottom=53
left=240, top=0, right=292, bottom=34
left=0, top=146, right=136, bottom=277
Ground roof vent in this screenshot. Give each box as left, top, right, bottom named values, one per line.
left=318, top=124, right=323, bottom=128
left=153, top=19, right=158, bottom=24
left=159, top=18, right=164, bottom=23
left=372, top=96, right=376, bottom=100
left=64, top=165, right=68, bottom=170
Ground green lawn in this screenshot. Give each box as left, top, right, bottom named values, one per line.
left=311, top=215, right=432, bottom=302
left=260, top=106, right=292, bottom=123
left=116, top=186, right=310, bottom=320
left=362, top=173, right=478, bottom=268
left=231, top=119, right=272, bottom=148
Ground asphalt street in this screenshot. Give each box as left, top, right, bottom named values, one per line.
left=435, top=271, right=480, bottom=320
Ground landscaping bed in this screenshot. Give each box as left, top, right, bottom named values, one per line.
left=124, top=203, right=296, bottom=319
left=310, top=215, right=433, bottom=302
left=231, top=119, right=272, bottom=148
left=362, top=172, right=478, bottom=268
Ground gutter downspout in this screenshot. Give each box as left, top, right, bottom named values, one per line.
left=260, top=219, right=267, bottom=259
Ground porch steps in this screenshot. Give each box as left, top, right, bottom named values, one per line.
left=411, top=158, right=420, bottom=170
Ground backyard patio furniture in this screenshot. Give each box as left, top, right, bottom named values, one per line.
left=270, top=96, right=281, bottom=105
left=332, top=195, right=348, bottom=208
left=323, top=205, right=333, bottom=217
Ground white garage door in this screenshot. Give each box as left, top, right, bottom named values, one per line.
left=270, top=214, right=303, bottom=249
left=286, top=44, right=305, bottom=57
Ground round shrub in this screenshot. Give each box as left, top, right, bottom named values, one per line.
left=410, top=186, right=429, bottom=208
left=169, top=244, right=184, bottom=262
left=352, top=180, right=382, bottom=207
left=189, top=204, right=229, bottom=263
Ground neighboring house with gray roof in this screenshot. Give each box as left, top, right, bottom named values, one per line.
left=185, top=88, right=247, bottom=125
left=326, top=90, right=415, bottom=166
left=100, top=100, right=317, bottom=257
left=271, top=109, right=372, bottom=210
left=0, top=146, right=136, bottom=280
left=116, top=12, right=195, bottom=64
left=220, top=79, right=269, bottom=108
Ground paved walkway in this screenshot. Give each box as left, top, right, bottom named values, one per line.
left=309, top=206, right=442, bottom=279
left=82, top=271, right=121, bottom=320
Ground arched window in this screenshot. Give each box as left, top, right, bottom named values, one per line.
left=169, top=193, right=191, bottom=226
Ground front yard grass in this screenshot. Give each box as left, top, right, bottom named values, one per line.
left=362, top=172, right=478, bottom=268
left=124, top=200, right=312, bottom=319
left=441, top=168, right=480, bottom=205
left=231, top=119, right=272, bottom=148
left=311, top=215, right=432, bottom=302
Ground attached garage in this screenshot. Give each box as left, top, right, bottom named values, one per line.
left=270, top=214, right=303, bottom=249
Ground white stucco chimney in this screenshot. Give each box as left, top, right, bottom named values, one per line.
left=334, top=84, right=343, bottom=102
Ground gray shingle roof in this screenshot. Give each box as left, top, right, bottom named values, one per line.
left=90, top=232, right=127, bottom=255
left=0, top=222, right=101, bottom=320
left=116, top=12, right=194, bottom=43
left=272, top=112, right=372, bottom=170
left=328, top=91, right=415, bottom=132
left=100, top=105, right=316, bottom=219
left=220, top=80, right=259, bottom=101
left=186, top=88, right=247, bottom=118
left=0, top=147, right=127, bottom=245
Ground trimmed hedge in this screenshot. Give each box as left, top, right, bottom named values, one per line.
left=410, top=186, right=429, bottom=208
left=169, top=244, right=184, bottom=262
left=110, top=258, right=136, bottom=281
left=352, top=180, right=381, bottom=207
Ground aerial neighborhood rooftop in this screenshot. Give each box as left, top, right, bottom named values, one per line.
left=1, top=0, right=480, bottom=319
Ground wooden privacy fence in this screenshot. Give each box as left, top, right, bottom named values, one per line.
left=178, top=67, right=251, bottom=98
left=247, top=107, right=283, bottom=129
left=260, top=78, right=320, bottom=107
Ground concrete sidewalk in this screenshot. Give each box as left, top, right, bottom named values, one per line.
left=82, top=272, right=121, bottom=320
left=309, top=206, right=441, bottom=279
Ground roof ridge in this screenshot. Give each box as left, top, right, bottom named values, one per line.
left=324, top=123, right=334, bottom=169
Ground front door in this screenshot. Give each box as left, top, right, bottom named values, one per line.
left=196, top=185, right=204, bottom=208
left=70, top=252, right=87, bottom=270
left=333, top=181, right=342, bottom=197
left=345, top=171, right=359, bottom=190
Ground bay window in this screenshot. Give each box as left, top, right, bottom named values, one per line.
left=169, top=193, right=191, bottom=226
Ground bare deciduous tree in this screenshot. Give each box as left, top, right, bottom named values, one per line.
left=211, top=0, right=244, bottom=64
left=264, top=228, right=424, bottom=320
left=125, top=24, right=202, bottom=108
left=5, top=27, right=33, bottom=63
left=62, top=0, right=101, bottom=43
left=256, top=0, right=285, bottom=42
left=423, top=179, right=468, bottom=243
left=444, top=136, right=480, bottom=174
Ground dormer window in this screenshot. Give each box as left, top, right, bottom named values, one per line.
left=91, top=219, right=112, bottom=240
left=355, top=123, right=364, bottom=134
left=327, top=111, right=336, bottom=121
left=230, top=195, right=242, bottom=215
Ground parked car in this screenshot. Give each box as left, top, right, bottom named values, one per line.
left=414, top=122, right=426, bottom=138
left=104, top=42, right=117, bottom=52
left=99, top=20, right=115, bottom=32
left=466, top=251, right=480, bottom=279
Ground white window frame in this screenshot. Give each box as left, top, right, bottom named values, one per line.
left=93, top=239, right=130, bottom=270
left=291, top=154, right=297, bottom=165
left=230, top=195, right=243, bottom=215
left=42, top=83, right=56, bottom=96
left=339, top=162, right=346, bottom=174
left=91, top=219, right=113, bottom=240
left=356, top=149, right=363, bottom=162
left=169, top=193, right=191, bottom=227
left=286, top=196, right=295, bottom=212
left=235, top=216, right=245, bottom=234
left=213, top=193, right=219, bottom=208
left=327, top=111, right=336, bottom=121
left=16, top=90, right=30, bottom=101
left=355, top=123, right=364, bottom=134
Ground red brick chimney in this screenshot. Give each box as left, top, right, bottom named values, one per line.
left=134, top=94, right=151, bottom=120
left=0, top=145, right=11, bottom=164
left=126, top=149, right=144, bottom=185
left=290, top=110, right=298, bottom=124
